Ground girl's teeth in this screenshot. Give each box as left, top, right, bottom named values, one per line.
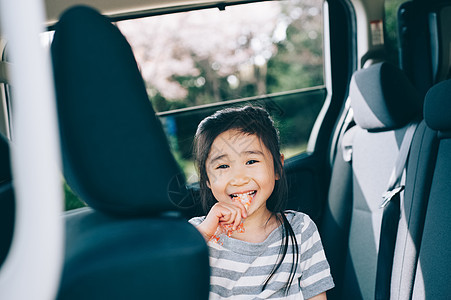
left=232, top=191, right=255, bottom=197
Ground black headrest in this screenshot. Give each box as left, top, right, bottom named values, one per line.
left=51, top=6, right=186, bottom=216
left=350, top=62, right=422, bottom=131
left=424, top=78, right=451, bottom=134
left=0, top=134, right=11, bottom=183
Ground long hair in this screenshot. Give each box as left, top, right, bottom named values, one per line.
left=193, top=105, right=299, bottom=294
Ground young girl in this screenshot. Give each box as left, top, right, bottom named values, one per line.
left=189, top=106, right=334, bottom=299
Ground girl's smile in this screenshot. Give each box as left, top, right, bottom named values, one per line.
left=230, top=190, right=256, bottom=199
left=205, top=129, right=281, bottom=225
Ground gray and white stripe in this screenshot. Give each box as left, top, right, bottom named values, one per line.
left=190, top=211, right=334, bottom=299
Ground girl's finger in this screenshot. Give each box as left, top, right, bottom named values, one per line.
left=218, top=206, right=235, bottom=223
left=232, top=212, right=242, bottom=230
left=220, top=205, right=242, bottom=228
left=226, top=204, right=243, bottom=230
left=231, top=198, right=248, bottom=218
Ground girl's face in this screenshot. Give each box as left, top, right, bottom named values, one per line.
left=205, top=129, right=281, bottom=218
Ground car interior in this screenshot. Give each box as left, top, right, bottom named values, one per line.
left=0, top=0, right=450, bottom=299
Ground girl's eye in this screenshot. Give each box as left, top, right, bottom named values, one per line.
left=246, top=160, right=258, bottom=165
left=216, top=164, right=229, bottom=169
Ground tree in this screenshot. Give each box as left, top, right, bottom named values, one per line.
left=117, top=0, right=323, bottom=112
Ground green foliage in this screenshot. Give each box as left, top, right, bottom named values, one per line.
left=64, top=182, right=86, bottom=211
left=140, top=1, right=324, bottom=114
left=385, top=0, right=405, bottom=66
left=150, top=92, right=187, bottom=112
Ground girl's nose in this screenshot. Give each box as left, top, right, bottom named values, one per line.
left=230, top=169, right=250, bottom=186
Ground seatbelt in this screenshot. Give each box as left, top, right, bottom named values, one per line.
left=375, top=122, right=418, bottom=300
left=342, top=125, right=358, bottom=163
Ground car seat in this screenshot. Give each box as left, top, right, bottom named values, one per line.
left=51, top=6, right=209, bottom=299
left=321, top=62, right=423, bottom=299
left=411, top=78, right=451, bottom=299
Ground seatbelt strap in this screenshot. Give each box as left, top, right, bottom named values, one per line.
left=342, top=125, right=358, bottom=163
left=380, top=122, right=419, bottom=208
left=375, top=121, right=418, bottom=300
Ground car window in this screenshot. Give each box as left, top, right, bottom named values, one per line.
left=26, top=0, right=325, bottom=209
left=118, top=0, right=323, bottom=111
left=118, top=0, right=325, bottom=183
left=385, top=0, right=405, bottom=65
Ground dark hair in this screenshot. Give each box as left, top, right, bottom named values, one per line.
left=193, top=105, right=299, bottom=294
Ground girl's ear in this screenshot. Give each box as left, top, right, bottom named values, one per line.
left=275, top=154, right=284, bottom=180
left=206, top=180, right=211, bottom=189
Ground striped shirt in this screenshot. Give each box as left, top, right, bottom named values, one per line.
left=189, top=210, right=334, bottom=299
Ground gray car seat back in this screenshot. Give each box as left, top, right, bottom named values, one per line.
left=411, top=78, right=451, bottom=299
left=322, top=62, right=422, bottom=299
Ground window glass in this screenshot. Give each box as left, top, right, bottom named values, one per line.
left=118, top=0, right=325, bottom=183
left=118, top=0, right=323, bottom=112
left=385, top=0, right=405, bottom=66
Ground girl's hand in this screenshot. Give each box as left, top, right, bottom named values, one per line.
left=197, top=201, right=247, bottom=241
